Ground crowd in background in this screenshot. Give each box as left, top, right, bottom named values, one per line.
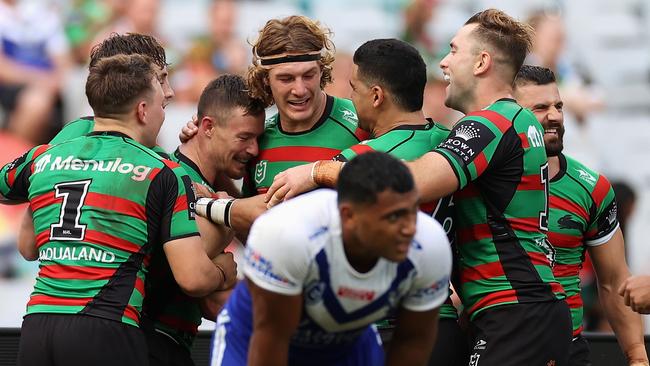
left=0, top=0, right=649, bottom=334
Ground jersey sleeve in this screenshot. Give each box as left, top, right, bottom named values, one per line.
left=584, top=175, right=619, bottom=246
left=333, top=141, right=375, bottom=162
left=243, top=211, right=311, bottom=295
left=433, top=116, right=505, bottom=190
left=0, top=144, right=49, bottom=201
left=401, top=213, right=452, bottom=312
left=148, top=163, right=199, bottom=244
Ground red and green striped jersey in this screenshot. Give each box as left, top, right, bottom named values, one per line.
left=434, top=99, right=564, bottom=319
left=242, top=95, right=367, bottom=196
left=334, top=120, right=459, bottom=320
left=51, top=117, right=170, bottom=158
left=143, top=148, right=215, bottom=350
left=0, top=131, right=199, bottom=327
left=548, top=153, right=618, bottom=336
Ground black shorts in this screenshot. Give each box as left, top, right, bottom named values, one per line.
left=427, top=318, right=469, bottom=366
left=144, top=326, right=195, bottom=366
left=569, top=335, right=591, bottom=366
left=468, top=300, right=572, bottom=366
left=17, top=313, right=148, bottom=366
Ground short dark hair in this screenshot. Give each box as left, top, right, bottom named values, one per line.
left=337, top=151, right=414, bottom=205
left=353, top=39, right=426, bottom=112
left=514, top=65, right=556, bottom=88
left=197, top=74, right=265, bottom=124
left=465, top=9, right=534, bottom=81
left=86, top=54, right=155, bottom=118
left=90, top=33, right=167, bottom=70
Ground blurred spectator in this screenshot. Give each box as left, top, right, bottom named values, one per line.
left=64, top=0, right=121, bottom=65
left=526, top=10, right=604, bottom=124
left=92, top=0, right=163, bottom=47
left=324, top=51, right=353, bottom=100
left=0, top=0, right=71, bottom=145
left=400, top=0, right=460, bottom=128
left=172, top=0, right=247, bottom=103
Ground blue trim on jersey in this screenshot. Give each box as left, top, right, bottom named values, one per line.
left=314, top=249, right=415, bottom=323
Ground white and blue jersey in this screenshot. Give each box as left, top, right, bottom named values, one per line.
left=211, top=189, right=452, bottom=366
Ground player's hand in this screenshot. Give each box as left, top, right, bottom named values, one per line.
left=618, top=275, right=650, bottom=313
left=213, top=251, right=238, bottom=291
left=192, top=182, right=214, bottom=198
left=264, top=163, right=317, bottom=208
left=179, top=115, right=199, bottom=143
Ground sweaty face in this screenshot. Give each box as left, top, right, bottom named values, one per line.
left=349, top=189, right=419, bottom=263
left=155, top=65, right=174, bottom=107
left=348, top=64, right=374, bottom=133
left=211, top=107, right=265, bottom=179
left=439, top=24, right=479, bottom=114
left=514, top=82, right=565, bottom=156
left=267, top=61, right=324, bottom=126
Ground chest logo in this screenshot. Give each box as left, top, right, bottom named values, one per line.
left=558, top=214, right=582, bottom=230
left=254, top=160, right=268, bottom=185
left=340, top=108, right=358, bottom=124
left=575, top=168, right=597, bottom=185
left=527, top=125, right=544, bottom=148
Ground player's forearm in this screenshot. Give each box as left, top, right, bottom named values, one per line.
left=195, top=216, right=234, bottom=258
left=599, top=284, right=648, bottom=364
left=248, top=332, right=290, bottom=366
left=229, top=197, right=266, bottom=235
left=18, top=209, right=38, bottom=261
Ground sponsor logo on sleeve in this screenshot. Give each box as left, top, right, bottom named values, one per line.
left=527, top=125, right=544, bottom=148
left=412, top=275, right=450, bottom=299
left=438, top=121, right=495, bottom=164
left=245, top=247, right=294, bottom=287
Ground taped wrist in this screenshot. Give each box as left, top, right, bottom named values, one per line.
left=195, top=198, right=235, bottom=228
left=312, top=160, right=344, bottom=188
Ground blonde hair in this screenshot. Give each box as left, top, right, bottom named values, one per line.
left=247, top=15, right=335, bottom=107
left=465, top=9, right=534, bottom=81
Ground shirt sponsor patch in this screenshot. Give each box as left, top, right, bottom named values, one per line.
left=437, top=121, right=495, bottom=164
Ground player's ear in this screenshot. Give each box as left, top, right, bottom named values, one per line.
left=339, top=203, right=357, bottom=228
left=136, top=100, right=148, bottom=125
left=202, top=116, right=215, bottom=137
left=474, top=51, right=491, bottom=76
left=372, top=85, right=384, bottom=108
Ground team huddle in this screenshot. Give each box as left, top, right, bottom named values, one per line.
left=0, top=7, right=648, bottom=366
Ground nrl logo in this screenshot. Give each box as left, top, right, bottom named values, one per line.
left=575, top=168, right=596, bottom=185
left=340, top=108, right=358, bottom=124
left=255, top=160, right=268, bottom=185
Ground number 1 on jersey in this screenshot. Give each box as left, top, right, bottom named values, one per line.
left=539, top=163, right=549, bottom=231
left=50, top=179, right=91, bottom=241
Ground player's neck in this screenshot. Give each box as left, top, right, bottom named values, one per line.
left=279, top=91, right=327, bottom=133
left=465, top=80, right=513, bottom=113
left=373, top=109, right=427, bottom=137
left=179, top=140, right=217, bottom=184
left=341, top=233, right=379, bottom=274
left=93, top=117, right=142, bottom=143
left=548, top=155, right=561, bottom=180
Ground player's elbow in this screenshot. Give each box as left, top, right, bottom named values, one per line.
left=175, top=272, right=217, bottom=298
left=18, top=246, right=38, bottom=261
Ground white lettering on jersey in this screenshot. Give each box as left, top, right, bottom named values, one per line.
left=34, top=154, right=152, bottom=181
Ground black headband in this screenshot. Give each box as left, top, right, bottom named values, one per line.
left=259, top=53, right=321, bottom=66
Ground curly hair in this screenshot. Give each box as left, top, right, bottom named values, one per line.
left=247, top=15, right=335, bottom=107
left=465, top=9, right=534, bottom=81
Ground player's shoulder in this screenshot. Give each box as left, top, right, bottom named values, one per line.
left=409, top=212, right=450, bottom=260
left=328, top=96, right=359, bottom=128
left=429, top=120, right=451, bottom=145
left=563, top=154, right=610, bottom=191
left=250, top=189, right=337, bottom=251
left=49, top=116, right=95, bottom=144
